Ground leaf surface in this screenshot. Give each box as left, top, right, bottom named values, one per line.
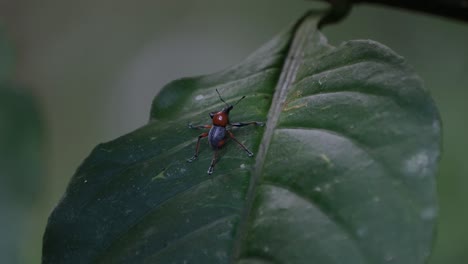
left=43, top=12, right=441, bottom=264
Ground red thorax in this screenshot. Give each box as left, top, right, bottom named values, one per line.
left=212, top=111, right=229, bottom=127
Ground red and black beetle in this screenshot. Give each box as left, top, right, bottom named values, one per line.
left=187, top=89, right=264, bottom=174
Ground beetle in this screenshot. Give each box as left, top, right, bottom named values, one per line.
left=187, top=89, right=264, bottom=174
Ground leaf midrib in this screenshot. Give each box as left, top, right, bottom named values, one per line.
left=231, top=14, right=320, bottom=262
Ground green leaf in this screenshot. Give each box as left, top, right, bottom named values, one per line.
left=0, top=84, right=44, bottom=203
left=1, top=28, right=43, bottom=263
left=0, top=84, right=44, bottom=264
left=43, top=11, right=441, bottom=264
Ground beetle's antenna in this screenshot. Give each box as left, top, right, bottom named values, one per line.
left=216, top=89, right=230, bottom=107
left=234, top=96, right=246, bottom=106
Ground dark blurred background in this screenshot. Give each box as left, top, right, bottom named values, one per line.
left=0, top=0, right=467, bottom=263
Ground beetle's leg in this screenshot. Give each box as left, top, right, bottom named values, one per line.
left=207, top=149, right=218, bottom=174
left=187, top=132, right=208, bottom=162
left=230, top=121, right=264, bottom=127
left=227, top=131, right=254, bottom=157
left=188, top=124, right=212, bottom=130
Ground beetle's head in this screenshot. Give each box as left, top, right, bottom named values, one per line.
left=222, top=105, right=234, bottom=113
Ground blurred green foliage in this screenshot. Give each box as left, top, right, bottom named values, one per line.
left=0, top=29, right=44, bottom=263
left=0, top=29, right=14, bottom=82
left=1, top=1, right=467, bottom=263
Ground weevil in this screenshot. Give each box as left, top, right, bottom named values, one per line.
left=187, top=89, right=264, bottom=174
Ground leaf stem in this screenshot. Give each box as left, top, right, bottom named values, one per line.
left=230, top=12, right=322, bottom=262
left=318, top=0, right=468, bottom=24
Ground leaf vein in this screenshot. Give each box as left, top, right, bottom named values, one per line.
left=145, top=214, right=238, bottom=262
left=275, top=127, right=424, bottom=211
left=261, top=182, right=371, bottom=264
